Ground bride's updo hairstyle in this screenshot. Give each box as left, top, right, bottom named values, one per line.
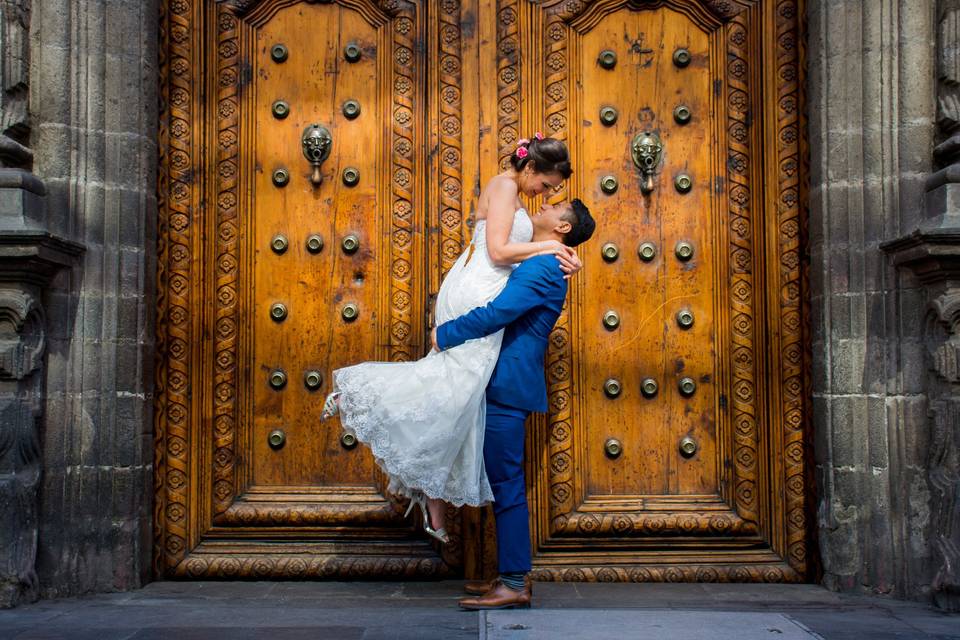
left=510, top=135, right=573, bottom=179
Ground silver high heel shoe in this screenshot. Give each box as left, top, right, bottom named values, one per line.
left=321, top=391, right=340, bottom=422
left=404, top=492, right=450, bottom=544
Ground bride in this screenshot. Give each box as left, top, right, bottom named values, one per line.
left=322, top=134, right=579, bottom=542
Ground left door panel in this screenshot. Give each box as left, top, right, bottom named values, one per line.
left=156, top=0, right=442, bottom=578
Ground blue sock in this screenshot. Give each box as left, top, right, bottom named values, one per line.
left=500, top=572, right=527, bottom=591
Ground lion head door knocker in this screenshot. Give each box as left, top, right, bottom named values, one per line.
left=631, top=131, right=663, bottom=195
left=301, top=123, right=333, bottom=186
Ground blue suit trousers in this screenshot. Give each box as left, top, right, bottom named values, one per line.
left=484, top=398, right=531, bottom=573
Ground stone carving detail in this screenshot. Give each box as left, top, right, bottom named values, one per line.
left=880, top=0, right=960, bottom=612
left=0, top=289, right=43, bottom=607
left=0, top=0, right=31, bottom=168
left=926, top=291, right=960, bottom=612
left=938, top=4, right=960, bottom=139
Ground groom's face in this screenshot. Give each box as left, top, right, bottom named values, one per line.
left=533, top=201, right=573, bottom=236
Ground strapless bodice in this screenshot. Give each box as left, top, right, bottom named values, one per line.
left=472, top=208, right=534, bottom=252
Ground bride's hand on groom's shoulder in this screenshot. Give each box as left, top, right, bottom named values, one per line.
left=559, top=250, right=582, bottom=279
left=546, top=243, right=581, bottom=279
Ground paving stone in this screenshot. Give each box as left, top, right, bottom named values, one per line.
left=3, top=582, right=954, bottom=640
left=483, top=610, right=821, bottom=640
left=127, top=627, right=365, bottom=640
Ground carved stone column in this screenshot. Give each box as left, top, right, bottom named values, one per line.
left=883, top=1, right=960, bottom=613
left=0, top=0, right=31, bottom=169
left=0, top=0, right=82, bottom=608
left=0, top=169, right=81, bottom=608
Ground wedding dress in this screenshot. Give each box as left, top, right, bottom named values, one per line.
left=333, top=208, right=534, bottom=507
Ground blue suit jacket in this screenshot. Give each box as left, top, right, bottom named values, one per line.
left=436, top=255, right=568, bottom=413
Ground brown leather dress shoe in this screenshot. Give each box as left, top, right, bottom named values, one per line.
left=463, top=579, right=496, bottom=596
left=458, top=578, right=531, bottom=610
left=464, top=578, right=534, bottom=596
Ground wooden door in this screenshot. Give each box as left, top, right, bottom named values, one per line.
left=155, top=0, right=451, bottom=578
left=516, top=0, right=812, bottom=582
left=156, top=0, right=811, bottom=582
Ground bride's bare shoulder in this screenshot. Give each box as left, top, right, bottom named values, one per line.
left=477, top=175, right=519, bottom=219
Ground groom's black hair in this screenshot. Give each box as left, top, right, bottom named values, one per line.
left=561, top=199, right=595, bottom=248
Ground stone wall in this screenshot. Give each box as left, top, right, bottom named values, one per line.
left=808, top=0, right=959, bottom=608
left=0, top=0, right=955, bottom=609
left=29, top=0, right=159, bottom=599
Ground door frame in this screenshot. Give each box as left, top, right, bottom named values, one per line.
left=155, top=0, right=812, bottom=581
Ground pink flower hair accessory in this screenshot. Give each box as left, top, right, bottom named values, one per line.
left=533, top=131, right=544, bottom=140
left=517, top=138, right=530, bottom=146
left=516, top=147, right=529, bottom=159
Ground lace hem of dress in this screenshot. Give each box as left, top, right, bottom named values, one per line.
left=334, top=355, right=497, bottom=508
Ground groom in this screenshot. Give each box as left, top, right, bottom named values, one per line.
left=432, top=198, right=596, bottom=609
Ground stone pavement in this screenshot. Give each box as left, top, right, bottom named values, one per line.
left=0, top=582, right=956, bottom=640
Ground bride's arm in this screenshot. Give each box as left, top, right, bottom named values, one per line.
left=483, top=179, right=577, bottom=268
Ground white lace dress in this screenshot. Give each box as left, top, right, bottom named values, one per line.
left=333, top=209, right=534, bottom=506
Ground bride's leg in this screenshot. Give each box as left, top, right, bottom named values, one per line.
left=426, top=497, right=447, bottom=532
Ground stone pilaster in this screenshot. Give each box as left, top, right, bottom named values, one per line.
left=0, top=169, right=81, bottom=608
left=882, top=1, right=960, bottom=612
left=29, top=0, right=158, bottom=598
left=809, top=0, right=937, bottom=601
left=0, top=0, right=83, bottom=608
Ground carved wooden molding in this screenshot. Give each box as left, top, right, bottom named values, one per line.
left=171, top=549, right=452, bottom=579
left=222, top=0, right=394, bottom=25
left=497, top=0, right=522, bottom=170
left=532, top=562, right=801, bottom=583
left=212, top=3, right=241, bottom=518
left=550, top=510, right=756, bottom=537
left=437, top=0, right=465, bottom=278
left=155, top=0, right=197, bottom=573
left=725, top=9, right=759, bottom=530
left=772, top=0, right=808, bottom=577
left=544, top=0, right=757, bottom=24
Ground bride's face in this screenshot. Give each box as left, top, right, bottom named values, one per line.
left=520, top=168, right=564, bottom=198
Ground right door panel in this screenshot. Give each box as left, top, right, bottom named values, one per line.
left=528, top=0, right=810, bottom=582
